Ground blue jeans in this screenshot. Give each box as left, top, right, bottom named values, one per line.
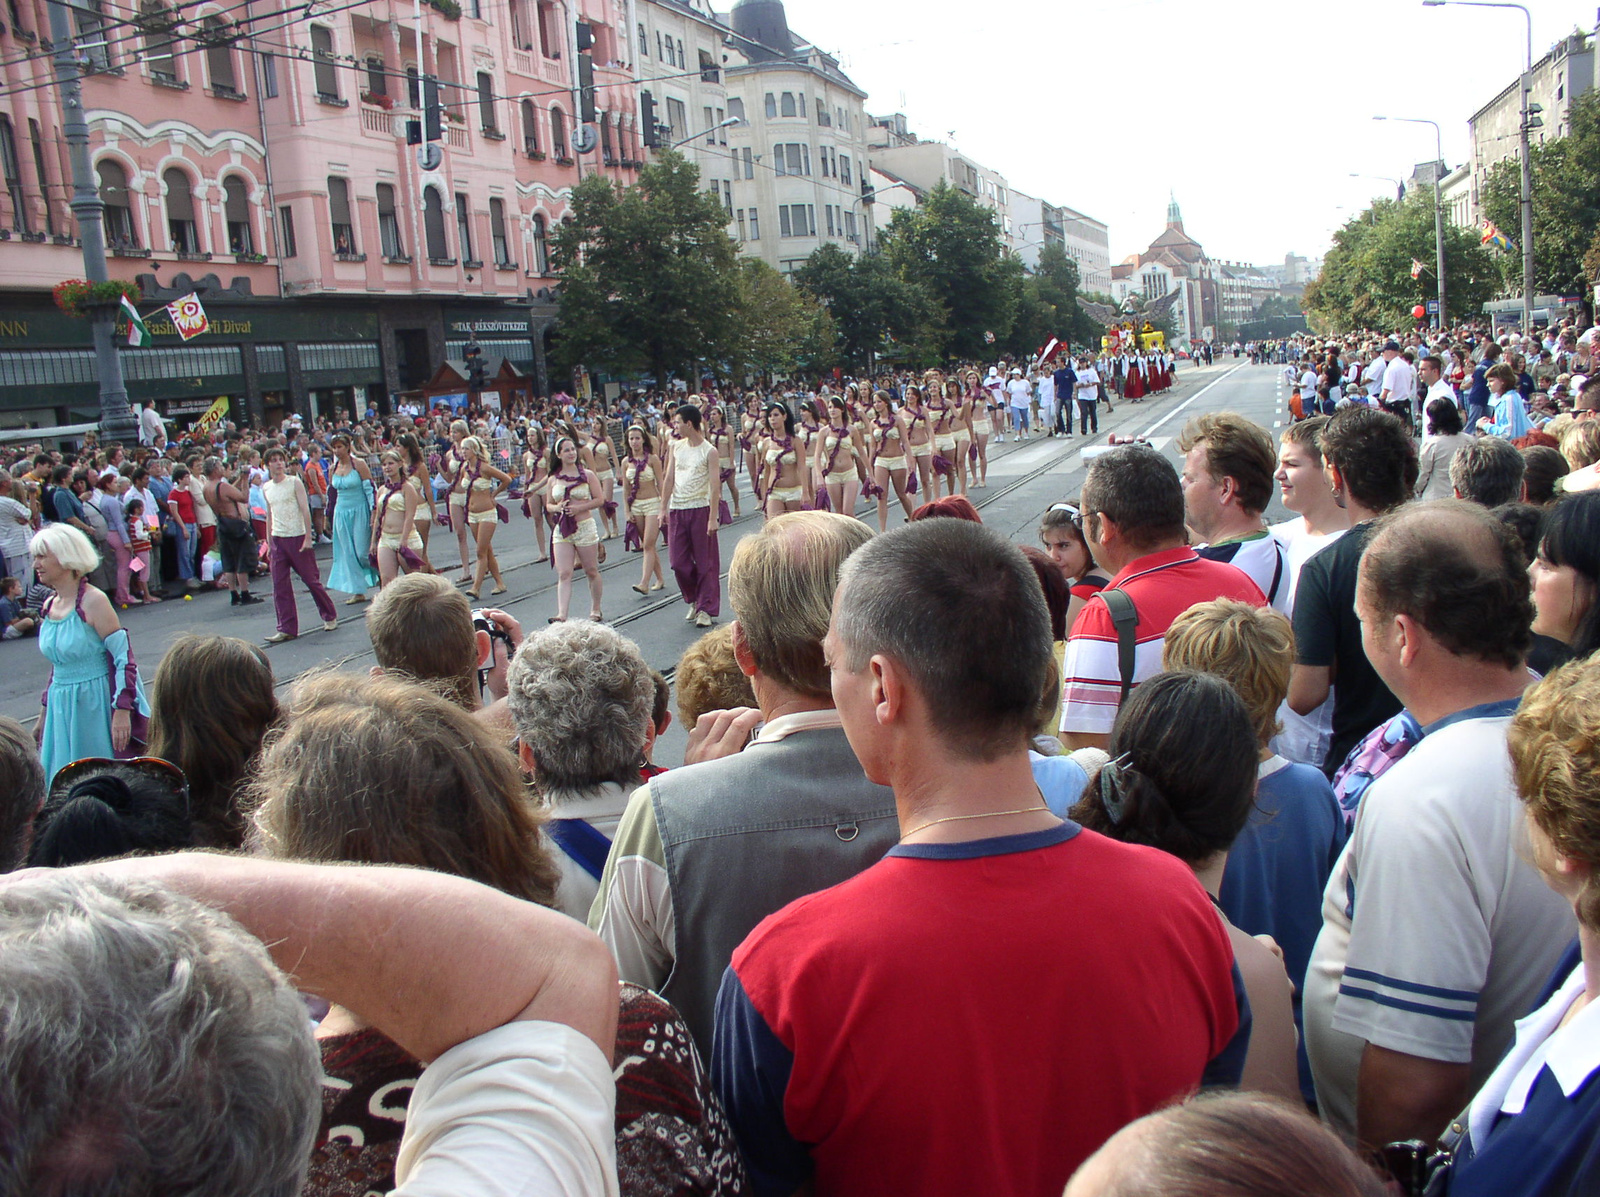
left=169, top=519, right=198, bottom=581
left=1011, top=406, right=1029, bottom=434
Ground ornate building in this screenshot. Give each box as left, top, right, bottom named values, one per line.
left=1109, top=196, right=1218, bottom=344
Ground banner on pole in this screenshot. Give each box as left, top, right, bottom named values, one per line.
left=164, top=293, right=210, bottom=341
left=192, top=396, right=231, bottom=433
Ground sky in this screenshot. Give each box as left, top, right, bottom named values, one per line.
left=776, top=0, right=1594, bottom=269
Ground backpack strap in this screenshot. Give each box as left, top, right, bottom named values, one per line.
left=1266, top=542, right=1285, bottom=606
left=1097, top=587, right=1140, bottom=706
left=546, top=817, right=613, bottom=882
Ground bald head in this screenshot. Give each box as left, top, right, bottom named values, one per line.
left=1359, top=500, right=1532, bottom=669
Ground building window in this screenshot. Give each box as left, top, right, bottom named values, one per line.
left=551, top=106, right=568, bottom=158
left=163, top=168, right=198, bottom=252
left=665, top=97, right=687, bottom=141
left=736, top=210, right=746, bottom=241
left=365, top=55, right=386, bottom=97
left=638, top=22, right=647, bottom=55
left=656, top=30, right=663, bottom=60
left=698, top=48, right=718, bottom=83
left=203, top=15, right=238, bottom=93
left=676, top=39, right=684, bottom=66
left=764, top=92, right=776, bottom=119
left=742, top=147, right=753, bottom=179
left=260, top=52, right=278, bottom=97
left=73, top=0, right=111, bottom=71
left=29, top=120, right=54, bottom=235
left=310, top=25, right=339, bottom=99
left=779, top=204, right=812, bottom=237
left=703, top=105, right=714, bottom=146
left=537, top=0, right=558, bottom=57
left=327, top=176, right=354, bottom=254
left=663, top=35, right=675, bottom=66
left=423, top=187, right=449, bottom=260
left=406, top=66, right=420, bottom=108
left=521, top=99, right=539, bottom=154
left=601, top=113, right=614, bottom=161
left=530, top=213, right=548, bottom=273
left=716, top=107, right=726, bottom=143
left=0, top=116, right=26, bottom=234
left=140, top=1, right=177, bottom=82
left=490, top=198, right=511, bottom=266
left=510, top=0, right=532, bottom=50
left=722, top=180, right=732, bottom=215
left=797, top=93, right=805, bottom=118
left=377, top=183, right=403, bottom=258
left=278, top=205, right=296, bottom=257
left=728, top=96, right=744, bottom=121
left=748, top=208, right=759, bottom=240
left=455, top=192, right=474, bottom=261
left=780, top=92, right=795, bottom=118
left=840, top=154, right=851, bottom=185
left=817, top=99, right=830, bottom=126
left=773, top=143, right=808, bottom=176
left=844, top=210, right=856, bottom=240
left=223, top=175, right=253, bottom=253
left=825, top=205, right=834, bottom=236
left=477, top=71, right=497, bottom=132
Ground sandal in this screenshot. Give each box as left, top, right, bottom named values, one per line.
left=490, top=586, right=507, bottom=596
left=547, top=615, right=566, bottom=624
left=466, top=588, right=481, bottom=600
left=590, top=611, right=604, bottom=622
left=632, top=583, right=648, bottom=596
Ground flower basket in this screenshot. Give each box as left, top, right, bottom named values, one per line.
left=53, top=278, right=140, bottom=318
left=361, top=91, right=394, bottom=110
left=427, top=0, right=462, bottom=18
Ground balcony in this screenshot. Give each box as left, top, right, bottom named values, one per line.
left=315, top=92, right=349, bottom=108
left=481, top=127, right=506, bottom=141
left=494, top=258, right=517, bottom=271
left=360, top=106, right=395, bottom=138
left=211, top=84, right=246, bottom=101
left=553, top=153, right=572, bottom=166
left=174, top=249, right=212, bottom=261
left=428, top=256, right=457, bottom=267
left=334, top=251, right=367, bottom=263
left=19, top=230, right=45, bottom=243
left=445, top=124, right=469, bottom=150
left=383, top=254, right=412, bottom=265
left=525, top=145, right=545, bottom=160
left=511, top=50, right=534, bottom=76
left=462, top=258, right=483, bottom=269
left=151, top=73, right=188, bottom=90
left=110, top=243, right=150, bottom=258
left=234, top=252, right=268, bottom=264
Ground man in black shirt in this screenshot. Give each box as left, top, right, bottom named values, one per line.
left=1288, top=407, right=1418, bottom=775
left=1052, top=358, right=1077, bottom=437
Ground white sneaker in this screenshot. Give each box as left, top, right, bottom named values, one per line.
left=685, top=607, right=698, bottom=621
left=322, top=619, right=338, bottom=632
left=695, top=610, right=712, bottom=628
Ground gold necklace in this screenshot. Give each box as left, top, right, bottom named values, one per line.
left=901, top=805, right=1051, bottom=841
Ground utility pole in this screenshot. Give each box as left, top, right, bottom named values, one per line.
left=1518, top=55, right=1535, bottom=331
left=45, top=0, right=139, bottom=444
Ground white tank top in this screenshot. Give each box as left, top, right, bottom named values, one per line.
left=670, top=439, right=714, bottom=510
left=263, top=477, right=306, bottom=537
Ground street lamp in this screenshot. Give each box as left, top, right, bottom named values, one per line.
left=1375, top=115, right=1448, bottom=327
left=668, top=115, right=742, bottom=151
left=1349, top=173, right=1406, bottom=202
left=1423, top=0, right=1535, bottom=330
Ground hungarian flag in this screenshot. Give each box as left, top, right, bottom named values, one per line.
left=119, top=294, right=149, bottom=347
left=1410, top=259, right=1424, bottom=279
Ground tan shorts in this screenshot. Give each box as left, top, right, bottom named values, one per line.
left=824, top=469, right=856, bottom=486
left=555, top=516, right=600, bottom=547
left=935, top=434, right=957, bottom=453
left=911, top=444, right=932, bottom=458
left=877, top=455, right=907, bottom=472
left=631, top=497, right=660, bottom=519
left=769, top=486, right=802, bottom=504
left=468, top=507, right=496, bottom=527
left=379, top=530, right=424, bottom=552
left=597, top=471, right=615, bottom=486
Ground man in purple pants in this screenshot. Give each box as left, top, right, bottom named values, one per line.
left=261, top=448, right=337, bottom=644
left=662, top=404, right=721, bottom=628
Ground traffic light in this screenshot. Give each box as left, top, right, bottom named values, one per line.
left=577, top=50, right=596, bottom=124
left=641, top=91, right=660, bottom=148
left=423, top=76, right=442, bottom=142
left=575, top=20, right=593, bottom=51
left=465, top=342, right=487, bottom=390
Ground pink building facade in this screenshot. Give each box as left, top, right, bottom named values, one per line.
left=0, top=0, right=638, bottom=428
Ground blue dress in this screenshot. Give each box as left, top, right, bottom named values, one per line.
left=327, top=467, right=378, bottom=594
left=38, top=590, right=150, bottom=783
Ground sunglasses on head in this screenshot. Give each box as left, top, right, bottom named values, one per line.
left=52, top=756, right=190, bottom=814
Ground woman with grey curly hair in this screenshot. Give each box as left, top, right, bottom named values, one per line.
left=506, top=619, right=654, bottom=919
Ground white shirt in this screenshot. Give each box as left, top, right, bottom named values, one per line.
left=0, top=493, right=31, bottom=565
left=1036, top=374, right=1055, bottom=404
left=394, top=1020, right=618, bottom=1197
left=1007, top=379, right=1031, bottom=408
left=1381, top=358, right=1416, bottom=403
left=263, top=476, right=307, bottom=538
left=1303, top=711, right=1577, bottom=1135
left=1425, top=378, right=1458, bottom=409
left=668, top=439, right=713, bottom=510
left=138, top=405, right=164, bottom=446
left=1075, top=368, right=1100, bottom=400
left=542, top=781, right=630, bottom=925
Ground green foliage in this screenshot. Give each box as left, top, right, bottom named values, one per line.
left=792, top=243, right=937, bottom=370
left=1303, top=193, right=1498, bottom=331
left=52, top=278, right=140, bottom=317
left=727, top=258, right=836, bottom=381
left=878, top=181, right=1017, bottom=360
left=550, top=152, right=740, bottom=386
left=1482, top=90, right=1600, bottom=300
left=1011, top=244, right=1102, bottom=357
left=1255, top=294, right=1303, bottom=319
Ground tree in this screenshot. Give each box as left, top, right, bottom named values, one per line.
left=878, top=181, right=1017, bottom=360
left=549, top=151, right=740, bottom=385
left=1012, top=245, right=1101, bottom=357
left=1482, top=90, right=1600, bottom=304
left=727, top=258, right=836, bottom=382
left=793, top=244, right=937, bottom=371
left=1303, top=194, right=1498, bottom=332
left=1255, top=294, right=1303, bottom=319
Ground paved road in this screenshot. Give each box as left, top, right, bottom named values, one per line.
left=2, top=358, right=1290, bottom=765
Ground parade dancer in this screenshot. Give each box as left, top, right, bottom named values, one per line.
left=869, top=389, right=914, bottom=531
left=623, top=425, right=666, bottom=596
left=964, top=370, right=990, bottom=488
left=546, top=435, right=605, bottom=623
left=815, top=395, right=865, bottom=519
left=903, top=385, right=933, bottom=501
left=761, top=403, right=810, bottom=519
left=708, top=405, right=741, bottom=521
left=661, top=404, right=720, bottom=628
left=369, top=451, right=425, bottom=589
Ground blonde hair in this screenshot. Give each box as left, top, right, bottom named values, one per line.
left=28, top=523, right=99, bottom=576
left=1561, top=421, right=1600, bottom=471
left=1162, top=598, right=1295, bottom=746
left=727, top=511, right=873, bottom=699
left=248, top=671, right=558, bottom=907
left=460, top=435, right=487, bottom=462
left=675, top=624, right=756, bottom=730
left=366, top=573, right=479, bottom=709
left=1509, top=656, right=1600, bottom=929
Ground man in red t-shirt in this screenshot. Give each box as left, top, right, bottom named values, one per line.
left=1059, top=445, right=1265, bottom=750
left=712, top=519, right=1247, bottom=1197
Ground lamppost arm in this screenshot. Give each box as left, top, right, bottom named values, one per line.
left=1374, top=115, right=1449, bottom=326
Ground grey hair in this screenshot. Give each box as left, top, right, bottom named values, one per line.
left=506, top=621, right=653, bottom=790
left=1450, top=436, right=1525, bottom=508
left=202, top=455, right=223, bottom=477
left=0, top=872, right=322, bottom=1196
left=834, top=519, right=1052, bottom=761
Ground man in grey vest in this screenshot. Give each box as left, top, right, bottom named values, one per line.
left=589, top=511, right=897, bottom=1055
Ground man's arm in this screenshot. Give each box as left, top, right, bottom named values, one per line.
left=1356, top=1043, right=1471, bottom=1151
left=73, top=854, right=618, bottom=1063
left=1288, top=664, right=1332, bottom=716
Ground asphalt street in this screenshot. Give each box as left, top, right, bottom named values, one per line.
left=1, top=357, right=1292, bottom=765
